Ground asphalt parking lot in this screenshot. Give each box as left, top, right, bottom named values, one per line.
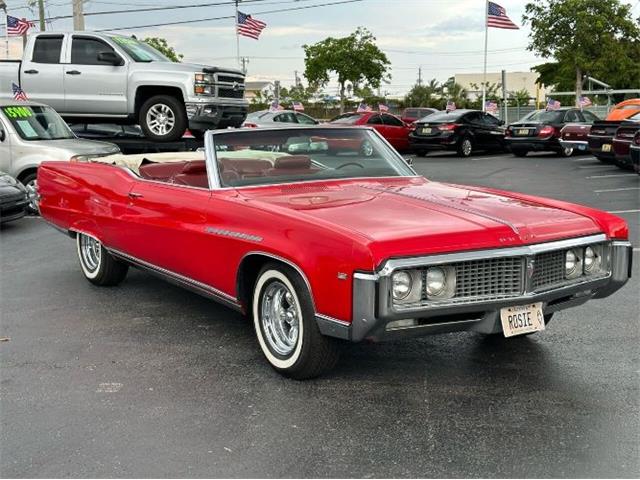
left=1, top=151, right=639, bottom=478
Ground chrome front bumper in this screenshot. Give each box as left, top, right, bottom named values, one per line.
left=317, top=237, right=632, bottom=342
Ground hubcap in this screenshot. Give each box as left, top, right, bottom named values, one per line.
left=260, top=281, right=300, bottom=356
left=25, top=179, right=39, bottom=213
left=564, top=147, right=573, bottom=156
left=146, top=103, right=176, bottom=136
left=79, top=235, right=101, bottom=272
left=462, top=139, right=472, bottom=156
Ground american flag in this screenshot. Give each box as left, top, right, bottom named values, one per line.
left=446, top=100, right=456, bottom=112
left=378, top=103, right=389, bottom=112
left=485, top=100, right=498, bottom=113
left=12, top=82, right=28, bottom=101
left=579, top=96, right=592, bottom=107
left=487, top=2, right=519, bottom=30
left=269, top=100, right=283, bottom=112
left=546, top=98, right=561, bottom=111
left=236, top=11, right=266, bottom=40
left=357, top=103, right=372, bottom=113
left=292, top=101, right=304, bottom=111
left=6, top=15, right=33, bottom=36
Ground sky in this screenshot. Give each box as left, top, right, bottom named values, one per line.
left=3, top=0, right=639, bottom=97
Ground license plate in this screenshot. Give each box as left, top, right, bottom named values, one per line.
left=500, top=302, right=545, bottom=337
left=517, top=129, right=530, bottom=136
left=602, top=144, right=612, bottom=152
left=421, top=127, right=432, bottom=134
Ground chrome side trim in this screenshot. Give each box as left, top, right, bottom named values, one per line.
left=354, top=272, right=379, bottom=281
left=108, top=247, right=241, bottom=311
left=378, top=233, right=607, bottom=276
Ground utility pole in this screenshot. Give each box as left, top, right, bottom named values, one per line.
left=72, top=0, right=85, bottom=30
left=294, top=70, right=301, bottom=87
left=274, top=80, right=280, bottom=106
left=37, top=0, right=46, bottom=31
left=240, top=57, right=249, bottom=74
left=417, top=66, right=422, bottom=86
left=501, top=69, right=507, bottom=124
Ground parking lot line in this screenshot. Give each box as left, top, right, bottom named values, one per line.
left=608, top=209, right=640, bottom=214
left=595, top=187, right=640, bottom=193
left=578, top=165, right=614, bottom=169
left=587, top=173, right=638, bottom=179
left=572, top=157, right=598, bottom=162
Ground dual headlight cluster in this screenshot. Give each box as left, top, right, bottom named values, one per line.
left=564, top=245, right=605, bottom=279
left=194, top=73, right=216, bottom=95
left=391, top=266, right=456, bottom=304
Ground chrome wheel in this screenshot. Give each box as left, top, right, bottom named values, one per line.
left=79, top=234, right=101, bottom=273
left=562, top=146, right=574, bottom=157
left=25, top=178, right=39, bottom=214
left=260, top=280, right=300, bottom=356
left=145, top=103, right=176, bottom=136
left=461, top=138, right=472, bottom=156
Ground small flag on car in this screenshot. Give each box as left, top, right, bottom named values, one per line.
left=487, top=2, right=519, bottom=30
left=12, top=82, right=28, bottom=101
left=446, top=100, right=456, bottom=112
left=292, top=101, right=304, bottom=111
left=236, top=11, right=267, bottom=40
left=6, top=15, right=33, bottom=36
left=485, top=101, right=498, bottom=113
left=546, top=98, right=561, bottom=111
left=269, top=100, right=283, bottom=112
left=579, top=96, right=592, bottom=108
left=357, top=103, right=372, bottom=113
left=378, top=103, right=389, bottom=112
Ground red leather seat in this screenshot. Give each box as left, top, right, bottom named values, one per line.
left=138, top=162, right=186, bottom=182
left=172, top=160, right=209, bottom=188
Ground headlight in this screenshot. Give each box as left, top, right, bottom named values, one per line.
left=425, top=265, right=456, bottom=299
left=392, top=271, right=412, bottom=300
left=0, top=174, right=18, bottom=186
left=583, top=245, right=602, bottom=274
left=565, top=249, right=582, bottom=279
left=195, top=73, right=214, bottom=83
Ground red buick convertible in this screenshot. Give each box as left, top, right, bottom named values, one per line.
left=38, top=127, right=632, bottom=379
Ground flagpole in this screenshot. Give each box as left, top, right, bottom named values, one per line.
left=481, top=0, right=488, bottom=113
left=235, top=0, right=240, bottom=69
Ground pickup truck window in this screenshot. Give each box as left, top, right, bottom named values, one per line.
left=1, top=106, right=75, bottom=141
left=32, top=36, right=63, bottom=64
left=109, top=35, right=170, bottom=63
left=71, top=37, right=117, bottom=65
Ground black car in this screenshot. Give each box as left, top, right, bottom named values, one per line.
left=0, top=171, right=29, bottom=225
left=506, top=108, right=599, bottom=157
left=409, top=109, right=505, bottom=157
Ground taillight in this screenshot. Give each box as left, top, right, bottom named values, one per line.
left=616, top=129, right=637, bottom=139
left=438, top=123, right=459, bottom=131
left=538, top=125, right=556, bottom=138
left=243, top=122, right=258, bottom=128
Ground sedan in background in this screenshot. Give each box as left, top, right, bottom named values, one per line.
left=409, top=109, right=505, bottom=157
left=630, top=131, right=640, bottom=173
left=400, top=107, right=438, bottom=124
left=328, top=111, right=414, bottom=151
left=612, top=112, right=640, bottom=170
left=0, top=171, right=29, bottom=224
left=243, top=110, right=319, bottom=128
left=506, top=108, right=599, bottom=157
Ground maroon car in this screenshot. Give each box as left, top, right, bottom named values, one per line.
left=612, top=112, right=640, bottom=170
left=559, top=124, right=592, bottom=152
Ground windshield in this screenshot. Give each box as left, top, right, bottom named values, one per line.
left=521, top=110, right=564, bottom=122
left=329, top=113, right=363, bottom=125
left=212, top=128, right=415, bottom=188
left=109, top=36, right=170, bottom=62
left=2, top=105, right=75, bottom=141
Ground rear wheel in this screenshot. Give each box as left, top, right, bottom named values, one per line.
left=557, top=146, right=574, bottom=157
left=139, top=95, right=187, bottom=142
left=457, top=136, right=473, bottom=157
left=252, top=263, right=340, bottom=379
left=512, top=148, right=529, bottom=157
left=76, top=233, right=128, bottom=286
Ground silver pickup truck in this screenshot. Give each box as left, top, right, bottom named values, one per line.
left=0, top=32, right=248, bottom=142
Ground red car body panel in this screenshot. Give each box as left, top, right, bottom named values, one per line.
left=39, top=160, right=629, bottom=324
left=330, top=112, right=413, bottom=151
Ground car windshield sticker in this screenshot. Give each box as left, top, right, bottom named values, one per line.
left=15, top=120, right=39, bottom=138
left=2, top=106, right=33, bottom=119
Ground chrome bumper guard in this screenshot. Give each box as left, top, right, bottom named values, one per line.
left=317, top=236, right=632, bottom=342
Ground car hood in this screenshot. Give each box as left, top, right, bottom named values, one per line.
left=132, top=61, right=244, bottom=76
left=29, top=138, right=120, bottom=157
left=238, top=177, right=601, bottom=262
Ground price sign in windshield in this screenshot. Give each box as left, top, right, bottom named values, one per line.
left=2, top=106, right=33, bottom=119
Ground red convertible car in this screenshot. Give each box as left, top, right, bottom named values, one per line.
left=38, top=127, right=632, bottom=379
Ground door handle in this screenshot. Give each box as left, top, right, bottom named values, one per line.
left=23, top=69, right=38, bottom=74
left=66, top=70, right=81, bottom=75
left=128, top=192, right=144, bottom=199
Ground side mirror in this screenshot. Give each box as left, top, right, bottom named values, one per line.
left=97, top=51, right=123, bottom=66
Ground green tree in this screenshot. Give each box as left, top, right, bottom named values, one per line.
left=303, top=27, right=391, bottom=113
left=523, top=0, right=640, bottom=106
left=508, top=88, right=531, bottom=107
left=442, top=78, right=469, bottom=109
left=142, top=37, right=183, bottom=62
left=404, top=79, right=441, bottom=107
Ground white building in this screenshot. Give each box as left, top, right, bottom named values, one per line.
left=454, top=71, right=548, bottom=103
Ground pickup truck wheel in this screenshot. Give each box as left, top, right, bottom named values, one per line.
left=21, top=172, right=39, bottom=215
left=76, top=233, right=128, bottom=286
left=252, top=263, right=340, bottom=379
left=139, top=95, right=187, bottom=142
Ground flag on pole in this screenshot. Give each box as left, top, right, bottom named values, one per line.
left=12, top=82, right=28, bottom=101
left=485, top=100, right=498, bottom=113
left=546, top=98, right=561, bottom=111
left=269, top=100, right=283, bottom=112
left=487, top=2, right=519, bottom=29
left=579, top=96, right=592, bottom=108
left=357, top=103, right=372, bottom=113
left=236, top=11, right=266, bottom=40
left=446, top=100, right=456, bottom=112
left=292, top=101, right=304, bottom=111
left=378, top=103, right=389, bottom=112
left=6, top=15, right=33, bottom=36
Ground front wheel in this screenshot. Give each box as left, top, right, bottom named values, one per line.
left=139, top=95, right=187, bottom=142
left=457, top=136, right=473, bottom=157
left=20, top=172, right=39, bottom=215
left=76, top=233, right=128, bottom=286
left=252, top=263, right=340, bottom=379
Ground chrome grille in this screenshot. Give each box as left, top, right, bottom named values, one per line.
left=420, top=257, right=524, bottom=302
left=532, top=250, right=565, bottom=290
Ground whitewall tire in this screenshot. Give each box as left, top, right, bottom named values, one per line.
left=76, top=233, right=128, bottom=286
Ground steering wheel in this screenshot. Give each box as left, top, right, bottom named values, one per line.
left=336, top=162, right=365, bottom=170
